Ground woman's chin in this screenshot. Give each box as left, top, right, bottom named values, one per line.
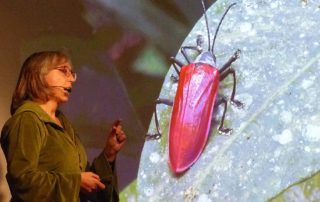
left=57, top=97, right=69, bottom=104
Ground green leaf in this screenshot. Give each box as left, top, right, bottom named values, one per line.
left=120, top=180, right=138, bottom=202
left=268, top=171, right=320, bottom=202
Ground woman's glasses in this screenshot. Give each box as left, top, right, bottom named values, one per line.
left=53, top=66, right=77, bottom=81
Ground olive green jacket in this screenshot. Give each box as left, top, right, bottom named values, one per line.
left=1, top=101, right=119, bottom=202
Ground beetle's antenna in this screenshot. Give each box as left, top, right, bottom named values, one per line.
left=211, top=3, right=236, bottom=54
left=201, top=0, right=211, bottom=51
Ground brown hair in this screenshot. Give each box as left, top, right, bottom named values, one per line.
left=10, top=51, right=71, bottom=115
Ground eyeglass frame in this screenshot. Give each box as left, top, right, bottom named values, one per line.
left=52, top=65, right=77, bottom=81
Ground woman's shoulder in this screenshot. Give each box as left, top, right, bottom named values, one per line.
left=0, top=111, right=42, bottom=146
left=13, top=101, right=54, bottom=123
left=2, top=101, right=45, bottom=133
left=1, top=104, right=52, bottom=143
left=2, top=110, right=40, bottom=132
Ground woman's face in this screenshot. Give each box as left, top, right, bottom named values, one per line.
left=44, top=61, right=76, bottom=104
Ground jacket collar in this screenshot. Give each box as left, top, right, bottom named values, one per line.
left=13, top=101, right=76, bottom=144
left=14, top=100, right=62, bottom=127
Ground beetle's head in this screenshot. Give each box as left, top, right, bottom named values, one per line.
left=195, top=51, right=216, bottom=67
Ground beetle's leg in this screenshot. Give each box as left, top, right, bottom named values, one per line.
left=181, top=34, right=204, bottom=64
left=171, top=35, right=203, bottom=80
left=181, top=46, right=202, bottom=64
left=170, top=57, right=184, bottom=82
left=145, top=104, right=161, bottom=140
left=219, top=49, right=241, bottom=74
left=215, top=97, right=232, bottom=135
left=170, top=57, right=183, bottom=74
left=155, top=98, right=173, bottom=106
left=220, top=68, right=244, bottom=108
left=219, top=49, right=243, bottom=108
left=145, top=98, right=173, bottom=140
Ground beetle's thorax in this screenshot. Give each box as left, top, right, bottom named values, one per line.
left=194, top=51, right=216, bottom=67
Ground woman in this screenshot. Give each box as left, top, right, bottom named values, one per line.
left=0, top=51, right=126, bottom=202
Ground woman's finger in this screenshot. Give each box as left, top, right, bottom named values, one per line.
left=96, top=180, right=106, bottom=190
left=116, top=132, right=126, bottom=142
left=89, top=172, right=101, bottom=180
